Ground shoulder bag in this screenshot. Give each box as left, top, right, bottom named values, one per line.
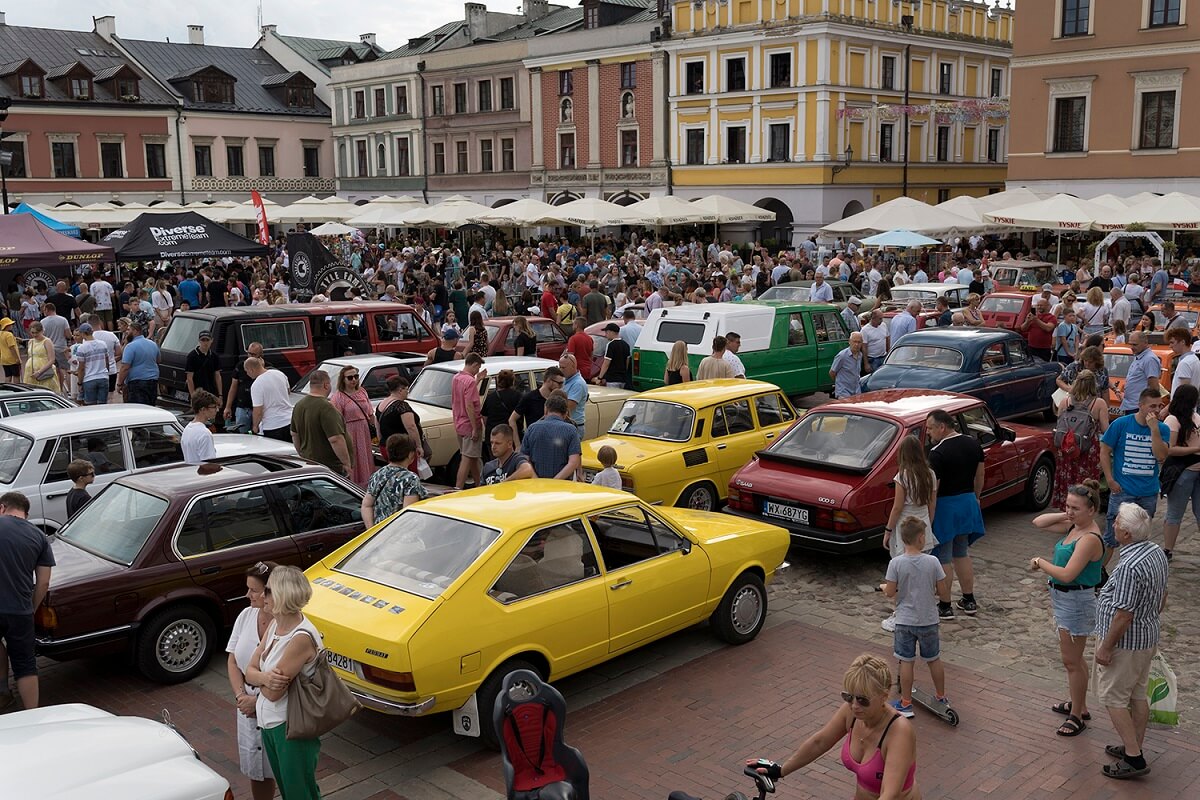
left=286, top=640, right=362, bottom=740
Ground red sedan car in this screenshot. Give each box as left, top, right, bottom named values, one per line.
left=724, top=390, right=1056, bottom=553
left=456, top=316, right=568, bottom=359
left=980, top=291, right=1035, bottom=333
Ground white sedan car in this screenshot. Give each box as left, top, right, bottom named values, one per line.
left=3, top=704, right=231, bottom=800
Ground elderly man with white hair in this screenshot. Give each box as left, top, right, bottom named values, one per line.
left=888, top=300, right=922, bottom=349
left=1093, top=502, right=1169, bottom=781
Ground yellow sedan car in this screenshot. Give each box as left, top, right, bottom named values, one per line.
left=579, top=380, right=799, bottom=511
left=303, top=480, right=789, bottom=747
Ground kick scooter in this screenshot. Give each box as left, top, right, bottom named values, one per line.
left=911, top=685, right=959, bottom=726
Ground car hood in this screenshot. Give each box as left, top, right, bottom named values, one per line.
left=47, top=537, right=125, bottom=586
left=656, top=506, right=782, bottom=546
left=404, top=401, right=455, bottom=427
left=580, top=434, right=689, bottom=467
left=2, top=704, right=229, bottom=800
left=588, top=386, right=635, bottom=403
left=863, top=366, right=958, bottom=390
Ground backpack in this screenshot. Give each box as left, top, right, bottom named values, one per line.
left=1054, top=400, right=1098, bottom=456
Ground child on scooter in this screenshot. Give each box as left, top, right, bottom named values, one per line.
left=881, top=516, right=951, bottom=717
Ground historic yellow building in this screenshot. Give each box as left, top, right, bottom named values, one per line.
left=665, top=0, right=1014, bottom=243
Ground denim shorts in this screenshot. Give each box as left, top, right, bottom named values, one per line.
left=1105, top=491, right=1157, bottom=548
left=931, top=534, right=970, bottom=565
left=81, top=378, right=108, bottom=405
left=894, top=623, right=941, bottom=662
left=1165, top=468, right=1200, bottom=525
left=1049, top=585, right=1097, bottom=638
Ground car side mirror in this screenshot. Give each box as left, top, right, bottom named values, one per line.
left=998, top=426, right=1016, bottom=443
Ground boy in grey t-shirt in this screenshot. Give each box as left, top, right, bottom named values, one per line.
left=882, top=517, right=951, bottom=717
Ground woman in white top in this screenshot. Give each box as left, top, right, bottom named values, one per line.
left=1078, top=286, right=1109, bottom=335
left=246, top=565, right=323, bottom=800
left=225, top=561, right=277, bottom=800
left=150, top=279, right=173, bottom=338
left=881, top=435, right=938, bottom=631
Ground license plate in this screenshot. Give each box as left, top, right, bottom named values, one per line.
left=764, top=500, right=809, bottom=525
left=582, top=469, right=598, bottom=483
left=325, top=651, right=357, bottom=674
left=173, top=390, right=189, bottom=401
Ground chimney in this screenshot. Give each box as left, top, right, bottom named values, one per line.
left=522, top=0, right=549, bottom=21
left=464, top=2, right=488, bottom=40
left=0, top=11, right=6, bottom=25
left=359, top=32, right=376, bottom=45
left=261, top=23, right=277, bottom=35
left=94, top=15, right=117, bottom=41
left=187, top=24, right=204, bottom=45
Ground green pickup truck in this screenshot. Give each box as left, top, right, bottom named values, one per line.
left=631, top=301, right=851, bottom=396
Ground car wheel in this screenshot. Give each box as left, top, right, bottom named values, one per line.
left=711, top=572, right=767, bottom=645
left=476, top=658, right=541, bottom=751
left=1023, top=456, right=1055, bottom=511
left=678, top=482, right=719, bottom=512
left=136, top=604, right=217, bottom=684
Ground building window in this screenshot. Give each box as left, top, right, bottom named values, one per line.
left=226, top=144, right=245, bottom=176
left=559, top=71, right=573, bottom=96
left=1149, top=0, right=1182, bottom=27
left=769, top=53, right=791, bottom=89
left=194, top=78, right=234, bottom=104
left=559, top=133, right=576, bottom=168
left=19, top=73, right=43, bottom=98
left=585, top=2, right=599, bottom=28
left=937, top=189, right=950, bottom=204
left=621, top=130, right=638, bottom=167
left=500, top=77, right=515, bottom=109
left=376, top=143, right=387, bottom=172
left=478, top=80, right=492, bottom=112
left=880, top=123, right=894, bottom=162
left=726, top=58, right=746, bottom=92
left=0, top=140, right=25, bottom=177
left=621, top=62, right=636, bottom=89
left=51, top=141, right=77, bottom=178
left=354, top=90, right=366, bottom=118
left=70, top=77, right=91, bottom=100
left=397, top=139, right=410, bottom=176
left=355, top=140, right=368, bottom=176
left=987, top=128, right=1001, bottom=162
left=456, top=140, right=468, bottom=172
left=431, top=85, right=445, bottom=115
left=145, top=143, right=166, bottom=178
left=454, top=82, right=467, bottom=114
left=480, top=140, right=494, bottom=172
left=303, top=145, right=320, bottom=177
left=990, top=68, right=1003, bottom=98
left=938, top=63, right=953, bottom=95
left=433, top=142, right=445, bottom=174
left=374, top=87, right=386, bottom=117
left=117, top=77, right=138, bottom=98
left=881, top=56, right=896, bottom=91
left=1140, top=90, right=1176, bottom=149
left=768, top=124, right=790, bottom=162
left=1062, top=0, right=1090, bottom=37
left=395, top=85, right=408, bottom=114
left=726, top=127, right=747, bottom=163
left=259, top=145, right=276, bottom=177
left=1053, top=96, right=1087, bottom=152
left=193, top=144, right=212, bottom=177
left=99, top=142, right=123, bottom=178
left=560, top=97, right=573, bottom=123
left=501, top=137, right=515, bottom=171
left=620, top=92, right=634, bottom=119
left=287, top=85, right=314, bottom=108
left=685, top=129, right=705, bottom=165
left=685, top=62, right=704, bottom=95
left=936, top=126, right=950, bottom=161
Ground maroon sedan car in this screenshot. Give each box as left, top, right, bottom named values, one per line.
left=724, top=390, right=1056, bottom=553
left=35, top=455, right=365, bottom=683
left=456, top=316, right=568, bottom=359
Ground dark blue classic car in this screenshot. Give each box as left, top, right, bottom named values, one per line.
left=861, top=328, right=1061, bottom=421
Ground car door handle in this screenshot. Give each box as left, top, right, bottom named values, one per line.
left=765, top=433, right=776, bottom=439
left=610, top=580, right=632, bottom=591
left=716, top=444, right=727, bottom=450
left=46, top=492, right=66, bottom=500
left=200, top=565, right=221, bottom=575
left=306, top=542, right=324, bottom=552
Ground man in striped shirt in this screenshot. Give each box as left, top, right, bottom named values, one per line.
left=1094, top=503, right=1169, bottom=781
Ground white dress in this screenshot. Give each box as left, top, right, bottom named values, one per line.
left=890, top=469, right=938, bottom=558
left=226, top=607, right=273, bottom=782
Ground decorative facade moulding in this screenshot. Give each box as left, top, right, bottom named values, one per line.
left=191, top=176, right=336, bottom=192
left=533, top=168, right=667, bottom=187
left=1129, top=69, right=1187, bottom=91
left=837, top=98, right=1009, bottom=124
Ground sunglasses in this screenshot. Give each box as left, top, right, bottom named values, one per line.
left=345, top=374, right=360, bottom=380
left=841, top=692, right=872, bottom=707
left=250, top=561, right=270, bottom=575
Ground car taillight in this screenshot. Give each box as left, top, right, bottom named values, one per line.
left=619, top=473, right=635, bottom=493
left=35, top=605, right=57, bottom=630
left=813, top=508, right=860, bottom=533
left=361, top=665, right=417, bottom=692
left=632, top=350, right=640, bottom=375
left=726, top=488, right=754, bottom=512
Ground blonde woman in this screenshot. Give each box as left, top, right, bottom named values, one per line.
left=664, top=340, right=691, bottom=385
left=512, top=316, right=537, bottom=357
left=150, top=279, right=173, bottom=337
left=1079, top=286, right=1109, bottom=335
left=226, top=561, right=278, bottom=800
left=23, top=322, right=60, bottom=392
left=962, top=293, right=984, bottom=326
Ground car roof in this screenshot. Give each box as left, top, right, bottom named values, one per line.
left=423, top=355, right=560, bottom=373
left=412, top=478, right=633, bottom=530
left=0, top=383, right=62, bottom=397
left=982, top=291, right=1032, bottom=299
left=739, top=300, right=847, bottom=311
left=892, top=283, right=964, bottom=292
left=0, top=405, right=177, bottom=437
left=483, top=316, right=554, bottom=325
left=635, top=379, right=783, bottom=407
left=894, top=328, right=1018, bottom=347
left=115, top=455, right=339, bottom=496
left=320, top=353, right=426, bottom=368
left=818, top=389, right=984, bottom=423
left=171, top=301, right=419, bottom=321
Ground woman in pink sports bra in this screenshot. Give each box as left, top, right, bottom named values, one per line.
left=750, top=655, right=920, bottom=800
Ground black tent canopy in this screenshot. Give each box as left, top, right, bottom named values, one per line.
left=101, top=212, right=270, bottom=260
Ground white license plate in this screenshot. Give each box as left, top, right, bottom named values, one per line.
left=764, top=500, right=809, bottom=525
left=325, top=651, right=357, bottom=674
left=173, top=390, right=189, bottom=401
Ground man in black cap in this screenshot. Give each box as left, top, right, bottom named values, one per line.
left=591, top=322, right=631, bottom=389
left=185, top=330, right=223, bottom=398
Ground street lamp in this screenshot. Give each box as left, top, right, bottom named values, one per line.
left=900, top=14, right=915, bottom=198
left=832, top=145, right=854, bottom=177
left=0, top=97, right=10, bottom=214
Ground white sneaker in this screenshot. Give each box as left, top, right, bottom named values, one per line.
left=881, top=615, right=896, bottom=632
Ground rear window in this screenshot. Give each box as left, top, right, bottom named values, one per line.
left=981, top=297, right=1026, bottom=314
left=1104, top=353, right=1133, bottom=379
left=886, top=345, right=963, bottom=371
left=242, top=320, right=308, bottom=351
left=759, top=286, right=810, bottom=302
left=59, top=484, right=167, bottom=565
left=160, top=316, right=212, bottom=353
left=0, top=429, right=31, bottom=484
left=770, top=413, right=898, bottom=471
left=655, top=320, right=705, bottom=346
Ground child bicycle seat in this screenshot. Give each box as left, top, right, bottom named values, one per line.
left=494, top=669, right=589, bottom=800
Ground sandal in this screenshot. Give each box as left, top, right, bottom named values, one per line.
left=1103, top=760, right=1150, bottom=780
left=1106, top=745, right=1127, bottom=759
left=1051, top=701, right=1091, bottom=721
left=1056, top=715, right=1087, bottom=737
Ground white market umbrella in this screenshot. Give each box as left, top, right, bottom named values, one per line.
left=935, top=195, right=988, bottom=224
left=983, top=194, right=1114, bottom=230
left=221, top=197, right=280, bottom=224
left=822, top=196, right=981, bottom=236
left=472, top=198, right=564, bottom=226
left=1089, top=193, right=1135, bottom=210
left=401, top=196, right=493, bottom=229
left=1093, top=192, right=1200, bottom=232
left=275, top=195, right=352, bottom=223
left=1126, top=192, right=1162, bottom=206
left=141, top=201, right=189, bottom=214
left=689, top=194, right=776, bottom=223
left=623, top=195, right=717, bottom=226
left=859, top=230, right=942, bottom=248
left=346, top=196, right=427, bottom=228
left=974, top=187, right=1048, bottom=212
left=307, top=221, right=359, bottom=236
left=552, top=197, right=641, bottom=227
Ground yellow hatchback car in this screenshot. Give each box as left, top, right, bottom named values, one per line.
left=579, top=380, right=799, bottom=511
left=302, top=479, right=789, bottom=747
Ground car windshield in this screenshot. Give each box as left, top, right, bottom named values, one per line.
left=408, top=368, right=456, bottom=408
left=1104, top=353, right=1133, bottom=379
left=335, top=510, right=500, bottom=599
left=770, top=413, right=898, bottom=471
left=759, top=285, right=810, bottom=302
left=609, top=399, right=695, bottom=442
left=889, top=289, right=939, bottom=308
left=981, top=296, right=1026, bottom=314
left=1151, top=310, right=1199, bottom=328
left=59, top=484, right=167, bottom=565
left=886, top=345, right=963, bottom=371
left=293, top=363, right=345, bottom=394
left=0, top=429, right=31, bottom=484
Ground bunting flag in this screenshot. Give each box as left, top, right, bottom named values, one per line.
left=837, top=99, right=1010, bottom=124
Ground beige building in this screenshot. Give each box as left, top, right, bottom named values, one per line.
left=1009, top=0, right=1199, bottom=195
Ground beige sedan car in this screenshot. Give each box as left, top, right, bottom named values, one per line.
left=405, top=356, right=632, bottom=475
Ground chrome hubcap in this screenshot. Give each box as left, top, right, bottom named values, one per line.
left=688, top=487, right=714, bottom=510
left=1034, top=464, right=1053, bottom=505
left=730, top=586, right=763, bottom=635
left=156, top=619, right=206, bottom=673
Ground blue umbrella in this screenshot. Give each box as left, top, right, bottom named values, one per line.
left=11, top=203, right=81, bottom=238
left=858, top=229, right=941, bottom=248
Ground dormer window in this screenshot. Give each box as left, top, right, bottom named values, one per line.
left=584, top=1, right=599, bottom=29
left=193, top=78, right=234, bottom=104
left=117, top=77, right=138, bottom=98
left=287, top=85, right=314, bottom=108
left=20, top=73, right=43, bottom=98
left=70, top=77, right=92, bottom=100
